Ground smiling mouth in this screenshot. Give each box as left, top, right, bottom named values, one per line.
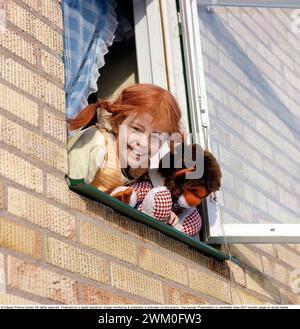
left=128, top=145, right=146, bottom=156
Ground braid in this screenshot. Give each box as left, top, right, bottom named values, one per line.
left=66, top=97, right=115, bottom=130
left=97, top=98, right=114, bottom=113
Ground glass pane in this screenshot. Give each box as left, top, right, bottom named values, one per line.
left=197, top=5, right=300, bottom=224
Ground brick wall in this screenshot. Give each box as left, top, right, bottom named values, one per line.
left=0, top=0, right=299, bottom=305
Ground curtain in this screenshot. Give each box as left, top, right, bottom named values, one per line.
left=62, top=0, right=119, bottom=119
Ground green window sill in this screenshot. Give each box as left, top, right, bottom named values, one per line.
left=65, top=175, right=239, bottom=264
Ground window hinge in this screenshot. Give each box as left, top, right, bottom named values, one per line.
left=177, top=11, right=183, bottom=36
left=199, top=95, right=208, bottom=128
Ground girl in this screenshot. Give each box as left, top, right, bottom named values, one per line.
left=66, top=83, right=184, bottom=197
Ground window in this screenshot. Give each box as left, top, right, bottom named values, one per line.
left=179, top=0, right=300, bottom=243
left=63, top=0, right=237, bottom=262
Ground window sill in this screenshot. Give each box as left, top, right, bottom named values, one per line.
left=65, top=175, right=239, bottom=264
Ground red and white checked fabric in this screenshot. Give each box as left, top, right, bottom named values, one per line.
left=181, top=208, right=202, bottom=237
left=131, top=181, right=153, bottom=203
left=152, top=189, right=173, bottom=222
left=138, top=186, right=172, bottom=222
left=132, top=181, right=202, bottom=235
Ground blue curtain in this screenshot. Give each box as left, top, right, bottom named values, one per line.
left=62, top=0, right=118, bottom=119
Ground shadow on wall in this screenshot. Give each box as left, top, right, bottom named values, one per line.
left=228, top=244, right=282, bottom=303
left=198, top=5, right=300, bottom=138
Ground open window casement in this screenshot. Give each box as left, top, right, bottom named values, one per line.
left=179, top=0, right=300, bottom=243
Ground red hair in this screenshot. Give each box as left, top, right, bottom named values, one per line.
left=66, top=83, right=183, bottom=135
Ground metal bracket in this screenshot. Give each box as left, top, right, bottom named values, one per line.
left=199, top=95, right=208, bottom=128
left=205, top=6, right=215, bottom=13
left=177, top=11, right=183, bottom=35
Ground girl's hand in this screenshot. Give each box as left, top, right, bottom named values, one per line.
left=168, top=211, right=179, bottom=227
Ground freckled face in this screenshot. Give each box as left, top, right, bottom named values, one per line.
left=117, top=113, right=163, bottom=168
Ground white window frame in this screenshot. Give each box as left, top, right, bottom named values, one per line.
left=179, top=0, right=300, bottom=243
left=132, top=0, right=190, bottom=129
